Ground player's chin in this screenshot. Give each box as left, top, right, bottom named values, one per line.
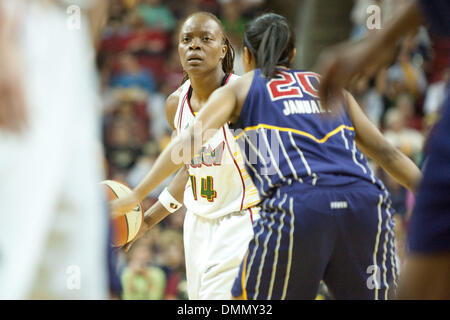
left=184, top=61, right=208, bottom=72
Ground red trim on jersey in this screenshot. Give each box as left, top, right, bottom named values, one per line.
left=178, top=93, right=187, bottom=131
left=224, top=73, right=232, bottom=85
left=249, top=208, right=253, bottom=224
left=225, top=74, right=233, bottom=126
left=222, top=126, right=245, bottom=211
left=187, top=74, right=232, bottom=117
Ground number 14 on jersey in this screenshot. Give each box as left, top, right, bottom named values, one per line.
left=189, top=175, right=217, bottom=202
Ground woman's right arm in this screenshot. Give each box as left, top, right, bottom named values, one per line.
left=142, top=87, right=190, bottom=227
left=345, top=91, right=422, bottom=194
left=140, top=168, right=188, bottom=231
left=124, top=89, right=189, bottom=250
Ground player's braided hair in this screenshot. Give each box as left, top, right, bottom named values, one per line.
left=180, top=12, right=235, bottom=84
left=244, top=13, right=295, bottom=79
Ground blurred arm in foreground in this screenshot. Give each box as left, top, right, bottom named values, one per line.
left=316, top=0, right=422, bottom=110
left=0, top=3, right=27, bottom=134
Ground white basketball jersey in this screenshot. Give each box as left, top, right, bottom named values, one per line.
left=174, top=74, right=260, bottom=219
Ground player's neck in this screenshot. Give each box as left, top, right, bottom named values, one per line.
left=189, top=68, right=226, bottom=103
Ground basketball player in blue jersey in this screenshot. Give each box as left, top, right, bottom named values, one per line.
left=317, top=0, right=450, bottom=299
left=113, top=13, right=422, bottom=299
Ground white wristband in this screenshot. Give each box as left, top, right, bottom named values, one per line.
left=158, top=188, right=183, bottom=213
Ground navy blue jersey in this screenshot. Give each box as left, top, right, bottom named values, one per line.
left=418, top=0, right=450, bottom=37
left=231, top=68, right=385, bottom=198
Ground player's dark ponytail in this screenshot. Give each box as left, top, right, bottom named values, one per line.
left=244, top=13, right=295, bottom=79
left=180, top=12, right=235, bottom=84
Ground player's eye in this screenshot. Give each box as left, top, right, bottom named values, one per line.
left=182, top=37, right=190, bottom=43
left=203, top=36, right=212, bottom=42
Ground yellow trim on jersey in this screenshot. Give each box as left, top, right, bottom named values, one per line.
left=241, top=251, right=249, bottom=300
left=234, top=124, right=355, bottom=143
left=245, top=200, right=262, bottom=208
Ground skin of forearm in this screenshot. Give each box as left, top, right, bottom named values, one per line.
left=142, top=168, right=189, bottom=230
left=143, top=202, right=172, bottom=230
left=167, top=167, right=189, bottom=203
left=368, top=143, right=422, bottom=194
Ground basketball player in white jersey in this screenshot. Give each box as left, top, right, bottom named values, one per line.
left=0, top=0, right=108, bottom=299
left=118, top=12, right=260, bottom=300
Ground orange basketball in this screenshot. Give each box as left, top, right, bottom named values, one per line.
left=102, top=180, right=144, bottom=247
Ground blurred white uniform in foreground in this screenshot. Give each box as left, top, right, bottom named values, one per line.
left=0, top=0, right=107, bottom=299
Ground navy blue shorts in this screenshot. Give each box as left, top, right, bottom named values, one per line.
left=408, top=91, right=450, bottom=253
left=231, top=183, right=399, bottom=300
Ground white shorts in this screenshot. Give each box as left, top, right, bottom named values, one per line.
left=183, top=209, right=255, bottom=300
left=0, top=2, right=107, bottom=299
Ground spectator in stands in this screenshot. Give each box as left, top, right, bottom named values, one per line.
left=220, top=1, right=246, bottom=36
left=137, top=0, right=177, bottom=31
left=153, top=229, right=187, bottom=300
left=104, top=117, right=142, bottom=173
left=111, top=52, right=157, bottom=94
left=387, top=36, right=428, bottom=98
left=350, top=72, right=386, bottom=128
left=424, top=67, right=450, bottom=115
left=123, top=13, right=170, bottom=56
left=161, top=241, right=188, bottom=300
left=383, top=107, right=424, bottom=164
left=396, top=92, right=421, bottom=130
left=121, top=242, right=166, bottom=300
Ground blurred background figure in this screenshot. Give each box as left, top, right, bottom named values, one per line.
left=423, top=67, right=450, bottom=116
left=137, top=0, right=177, bottom=31
left=121, top=241, right=166, bottom=300
left=111, top=52, right=157, bottom=94
left=159, top=230, right=187, bottom=300
left=0, top=0, right=109, bottom=299
left=383, top=106, right=424, bottom=164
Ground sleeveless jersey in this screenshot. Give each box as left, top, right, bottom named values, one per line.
left=174, top=74, right=260, bottom=219
left=231, top=68, right=386, bottom=198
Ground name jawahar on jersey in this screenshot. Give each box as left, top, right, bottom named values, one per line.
left=282, top=99, right=329, bottom=116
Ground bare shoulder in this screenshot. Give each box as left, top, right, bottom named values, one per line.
left=165, top=86, right=183, bottom=130
left=225, top=71, right=255, bottom=123
left=227, top=71, right=255, bottom=104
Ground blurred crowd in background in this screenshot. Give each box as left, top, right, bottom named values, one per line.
left=98, top=0, right=449, bottom=300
